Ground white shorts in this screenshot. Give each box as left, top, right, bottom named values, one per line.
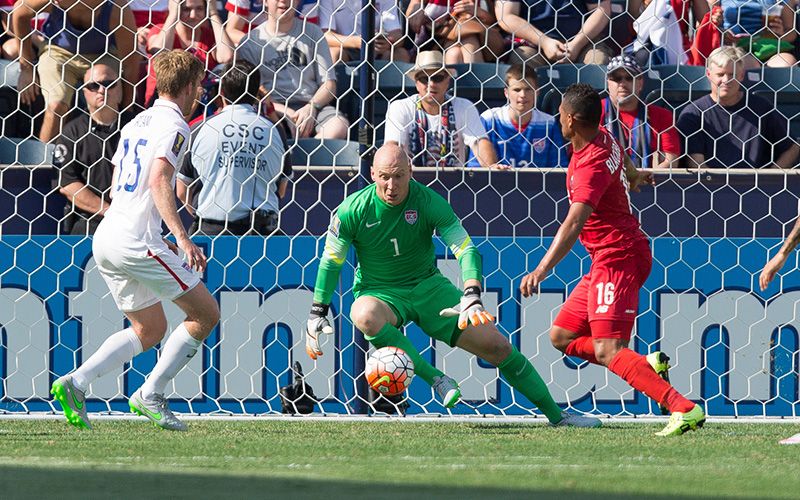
left=92, top=238, right=201, bottom=313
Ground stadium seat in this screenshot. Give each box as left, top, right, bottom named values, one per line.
left=747, top=68, right=800, bottom=142
left=536, top=64, right=608, bottom=114
left=289, top=138, right=360, bottom=168
left=644, top=64, right=710, bottom=113
left=448, top=62, right=510, bottom=112
left=346, top=60, right=415, bottom=144
left=0, top=59, right=19, bottom=88
left=538, top=63, right=609, bottom=92
left=745, top=63, right=800, bottom=93
left=0, top=137, right=53, bottom=166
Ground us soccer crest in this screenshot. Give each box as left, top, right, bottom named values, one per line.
left=404, top=210, right=418, bottom=225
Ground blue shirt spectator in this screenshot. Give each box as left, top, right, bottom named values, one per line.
left=469, top=64, right=565, bottom=167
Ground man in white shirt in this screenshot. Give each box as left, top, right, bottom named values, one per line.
left=384, top=51, right=506, bottom=169
left=50, top=50, right=220, bottom=432
left=318, top=0, right=409, bottom=63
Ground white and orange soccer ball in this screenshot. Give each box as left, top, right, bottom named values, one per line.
left=365, top=346, right=415, bottom=396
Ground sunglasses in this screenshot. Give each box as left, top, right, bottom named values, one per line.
left=416, top=73, right=449, bottom=84
left=608, top=73, right=634, bottom=83
left=84, top=79, right=119, bottom=92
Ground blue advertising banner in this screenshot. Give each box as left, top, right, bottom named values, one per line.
left=0, top=234, right=796, bottom=417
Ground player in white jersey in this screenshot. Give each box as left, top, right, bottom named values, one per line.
left=51, top=50, right=220, bottom=431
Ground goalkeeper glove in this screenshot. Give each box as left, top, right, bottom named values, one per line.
left=439, top=286, right=495, bottom=330
left=306, top=302, right=334, bottom=360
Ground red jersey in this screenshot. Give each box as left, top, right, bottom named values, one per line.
left=567, top=127, right=647, bottom=255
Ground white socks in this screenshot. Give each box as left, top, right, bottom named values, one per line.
left=71, top=328, right=143, bottom=393
left=140, top=323, right=202, bottom=399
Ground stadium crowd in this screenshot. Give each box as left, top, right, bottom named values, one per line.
left=0, top=0, right=799, bottom=232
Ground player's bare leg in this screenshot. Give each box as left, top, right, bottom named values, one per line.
left=351, top=296, right=459, bottom=407
left=131, top=283, right=220, bottom=431
left=551, top=326, right=705, bottom=436
left=456, top=323, right=600, bottom=427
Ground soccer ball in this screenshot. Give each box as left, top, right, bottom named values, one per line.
left=365, top=346, right=415, bottom=396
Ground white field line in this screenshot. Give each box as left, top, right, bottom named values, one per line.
left=0, top=413, right=798, bottom=424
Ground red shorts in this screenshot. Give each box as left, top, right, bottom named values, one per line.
left=554, top=240, right=652, bottom=340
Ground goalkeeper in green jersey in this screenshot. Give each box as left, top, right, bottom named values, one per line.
left=305, top=144, right=600, bottom=426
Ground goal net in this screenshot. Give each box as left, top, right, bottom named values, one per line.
left=0, top=1, right=798, bottom=418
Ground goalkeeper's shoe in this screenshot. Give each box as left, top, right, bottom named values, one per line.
left=51, top=375, right=92, bottom=430
left=551, top=411, right=602, bottom=428
left=646, top=351, right=671, bottom=415
left=779, top=433, right=800, bottom=445
left=129, top=389, right=187, bottom=432
left=655, top=404, right=706, bottom=437
left=432, top=375, right=461, bottom=408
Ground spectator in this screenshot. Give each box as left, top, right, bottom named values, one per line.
left=384, top=50, right=505, bottom=169
left=1, top=0, right=18, bottom=59
left=494, top=0, right=612, bottom=66
left=631, top=0, right=689, bottom=66
left=130, top=0, right=169, bottom=50
left=469, top=64, right=565, bottom=168
left=53, top=63, right=133, bottom=235
left=225, top=0, right=318, bottom=45
left=177, top=60, right=291, bottom=236
left=600, top=55, right=680, bottom=169
left=319, top=0, right=409, bottom=63
left=677, top=46, right=799, bottom=169
left=145, top=0, right=233, bottom=106
left=721, top=0, right=797, bottom=68
left=13, top=0, right=140, bottom=142
left=235, top=0, right=348, bottom=139
left=406, top=0, right=503, bottom=63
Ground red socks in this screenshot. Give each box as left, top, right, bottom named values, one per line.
left=565, top=336, right=599, bottom=365
left=608, top=348, right=695, bottom=413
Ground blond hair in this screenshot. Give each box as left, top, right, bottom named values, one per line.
left=153, top=50, right=205, bottom=98
left=706, top=46, right=747, bottom=72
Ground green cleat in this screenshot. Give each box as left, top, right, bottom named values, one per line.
left=51, top=375, right=92, bottom=430
left=656, top=404, right=706, bottom=437
left=129, top=389, right=187, bottom=431
left=646, top=351, right=671, bottom=415
left=432, top=375, right=461, bottom=408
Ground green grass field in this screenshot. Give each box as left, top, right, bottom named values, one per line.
left=0, top=419, right=797, bottom=499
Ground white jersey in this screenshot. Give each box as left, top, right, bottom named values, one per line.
left=99, top=99, right=190, bottom=252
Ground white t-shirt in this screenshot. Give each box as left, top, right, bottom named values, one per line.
left=99, top=99, right=190, bottom=252
left=384, top=96, right=487, bottom=166
left=319, top=0, right=401, bottom=35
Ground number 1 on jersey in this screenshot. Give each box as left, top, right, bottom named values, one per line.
left=390, top=238, right=400, bottom=257
left=117, top=138, right=148, bottom=192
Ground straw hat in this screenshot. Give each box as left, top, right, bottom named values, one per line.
left=407, top=51, right=457, bottom=81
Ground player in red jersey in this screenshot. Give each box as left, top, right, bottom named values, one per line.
left=520, top=84, right=706, bottom=436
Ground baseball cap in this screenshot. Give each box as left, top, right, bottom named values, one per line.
left=606, top=55, right=643, bottom=77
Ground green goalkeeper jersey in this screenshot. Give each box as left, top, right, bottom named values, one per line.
left=313, top=180, right=482, bottom=305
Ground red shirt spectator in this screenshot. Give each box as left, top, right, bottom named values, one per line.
left=145, top=22, right=217, bottom=104
left=600, top=55, right=679, bottom=168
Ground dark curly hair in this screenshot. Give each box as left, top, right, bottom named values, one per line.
left=561, top=83, right=601, bottom=128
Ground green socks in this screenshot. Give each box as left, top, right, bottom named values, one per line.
left=365, top=323, right=444, bottom=385
left=498, top=348, right=563, bottom=423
